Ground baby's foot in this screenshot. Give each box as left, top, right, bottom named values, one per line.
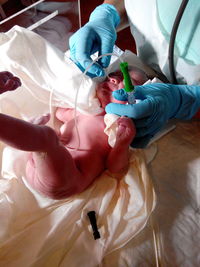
left=29, top=113, right=50, bottom=125
left=115, top=117, right=136, bottom=147
left=0, top=71, right=21, bottom=94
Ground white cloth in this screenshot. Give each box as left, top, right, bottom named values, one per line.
left=0, top=26, right=101, bottom=116
left=125, top=0, right=200, bottom=85
left=102, top=120, right=200, bottom=267
left=0, top=146, right=156, bottom=267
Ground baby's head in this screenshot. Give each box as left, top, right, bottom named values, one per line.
left=96, top=66, right=148, bottom=108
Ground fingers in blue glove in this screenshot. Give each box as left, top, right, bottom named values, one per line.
left=130, top=119, right=165, bottom=148
left=134, top=120, right=164, bottom=138
left=131, top=135, right=154, bottom=148
left=112, top=89, right=128, bottom=101
left=105, top=99, right=154, bottom=119
left=74, top=60, right=105, bottom=78
left=97, top=37, right=116, bottom=68
left=113, top=86, right=147, bottom=100
left=69, top=21, right=116, bottom=77
left=69, top=30, right=105, bottom=78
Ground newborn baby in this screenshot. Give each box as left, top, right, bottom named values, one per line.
left=0, top=67, right=148, bottom=199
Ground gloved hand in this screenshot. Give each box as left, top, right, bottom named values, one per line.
left=105, top=83, right=200, bottom=148
left=69, top=4, right=120, bottom=78
left=0, top=71, right=21, bottom=94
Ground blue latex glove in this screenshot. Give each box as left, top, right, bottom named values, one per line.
left=105, top=83, right=200, bottom=148
left=69, top=4, right=120, bottom=78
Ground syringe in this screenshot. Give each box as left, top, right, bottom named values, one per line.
left=120, top=62, right=135, bottom=104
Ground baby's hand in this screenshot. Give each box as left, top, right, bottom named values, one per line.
left=115, top=117, right=136, bottom=147
left=28, top=113, right=50, bottom=125
left=0, top=71, right=22, bottom=94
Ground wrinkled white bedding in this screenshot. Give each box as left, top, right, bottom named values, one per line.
left=103, top=120, right=200, bottom=267
left=0, top=147, right=155, bottom=267
left=0, top=26, right=156, bottom=267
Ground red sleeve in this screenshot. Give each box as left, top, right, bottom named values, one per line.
left=193, top=108, right=200, bottom=119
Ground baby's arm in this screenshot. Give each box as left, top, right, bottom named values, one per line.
left=0, top=71, right=48, bottom=151
left=106, top=117, right=135, bottom=173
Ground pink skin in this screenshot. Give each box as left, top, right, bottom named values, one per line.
left=0, top=68, right=146, bottom=199
left=96, top=66, right=148, bottom=109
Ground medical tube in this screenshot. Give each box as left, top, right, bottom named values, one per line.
left=48, top=52, right=124, bottom=151
left=150, top=215, right=163, bottom=267
left=73, top=52, right=124, bottom=150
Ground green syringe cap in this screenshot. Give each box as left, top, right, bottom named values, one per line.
left=120, top=62, right=134, bottom=92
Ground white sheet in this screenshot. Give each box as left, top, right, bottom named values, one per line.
left=0, top=26, right=156, bottom=266
left=103, top=121, right=200, bottom=266
left=0, top=148, right=156, bottom=267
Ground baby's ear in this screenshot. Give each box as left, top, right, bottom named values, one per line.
left=108, top=76, right=120, bottom=85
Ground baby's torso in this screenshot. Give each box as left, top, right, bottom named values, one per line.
left=55, top=108, right=110, bottom=162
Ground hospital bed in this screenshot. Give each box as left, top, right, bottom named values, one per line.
left=0, top=0, right=80, bottom=52
left=0, top=2, right=200, bottom=267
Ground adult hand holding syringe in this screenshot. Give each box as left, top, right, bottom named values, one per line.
left=106, top=68, right=200, bottom=148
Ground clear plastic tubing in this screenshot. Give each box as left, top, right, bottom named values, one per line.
left=48, top=52, right=123, bottom=151
left=126, top=91, right=135, bottom=104
left=73, top=52, right=124, bottom=150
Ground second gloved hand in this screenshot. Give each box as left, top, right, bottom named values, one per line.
left=105, top=83, right=200, bottom=148
left=69, top=4, right=120, bottom=78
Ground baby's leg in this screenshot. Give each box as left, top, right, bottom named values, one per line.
left=0, top=113, right=52, bottom=151
left=0, top=113, right=83, bottom=198
left=26, top=142, right=83, bottom=199
left=106, top=117, right=135, bottom=173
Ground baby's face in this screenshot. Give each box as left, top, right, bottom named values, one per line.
left=96, top=66, right=148, bottom=108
